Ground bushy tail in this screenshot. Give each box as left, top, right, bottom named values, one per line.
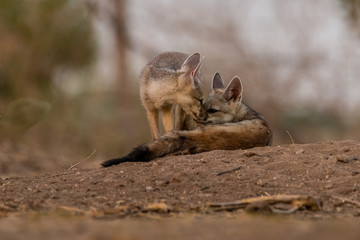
left=101, top=132, right=191, bottom=167
left=101, top=144, right=151, bottom=167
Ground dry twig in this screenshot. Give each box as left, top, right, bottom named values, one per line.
left=68, top=149, right=96, bottom=170
left=208, top=194, right=320, bottom=213
left=216, top=166, right=242, bottom=176
left=332, top=196, right=360, bottom=208
left=286, top=130, right=295, bottom=144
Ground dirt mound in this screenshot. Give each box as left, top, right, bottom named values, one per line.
left=1, top=140, right=359, bottom=218
left=1, top=140, right=360, bottom=239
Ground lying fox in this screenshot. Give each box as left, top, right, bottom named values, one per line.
left=102, top=73, right=272, bottom=167
left=140, top=52, right=204, bottom=140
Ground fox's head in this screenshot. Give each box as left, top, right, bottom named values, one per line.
left=176, top=53, right=204, bottom=120
left=200, top=73, right=243, bottom=124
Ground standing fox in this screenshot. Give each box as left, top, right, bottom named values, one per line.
left=140, top=52, right=204, bottom=140
left=101, top=73, right=272, bottom=167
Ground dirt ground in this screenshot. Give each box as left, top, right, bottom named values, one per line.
left=1, top=140, right=360, bottom=239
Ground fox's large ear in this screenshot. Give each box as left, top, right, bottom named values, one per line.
left=223, top=76, right=243, bottom=103
left=180, top=53, right=201, bottom=73
left=179, top=53, right=203, bottom=88
left=192, top=55, right=204, bottom=78
left=192, top=55, right=204, bottom=88
left=212, top=72, right=225, bottom=90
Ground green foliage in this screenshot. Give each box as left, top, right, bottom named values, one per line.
left=0, top=98, right=51, bottom=137
left=281, top=107, right=345, bottom=143
left=0, top=0, right=94, bottom=100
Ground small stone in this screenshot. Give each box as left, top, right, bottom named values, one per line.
left=351, top=171, right=359, bottom=176
left=352, top=156, right=359, bottom=161
left=201, top=185, right=210, bottom=191
left=325, top=183, right=333, bottom=189
left=336, top=154, right=349, bottom=163
left=156, top=180, right=169, bottom=187
left=243, top=152, right=260, bottom=158
left=296, top=149, right=305, bottom=154
left=145, top=186, right=154, bottom=192
left=326, top=167, right=333, bottom=175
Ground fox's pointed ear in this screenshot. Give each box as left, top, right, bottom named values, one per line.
left=212, top=72, right=225, bottom=90
left=223, top=76, right=243, bottom=103
left=192, top=56, right=204, bottom=78
left=192, top=56, right=204, bottom=88
left=179, top=53, right=203, bottom=88
left=180, top=53, right=201, bottom=73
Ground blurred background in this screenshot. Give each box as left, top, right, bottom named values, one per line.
left=0, top=0, right=360, bottom=175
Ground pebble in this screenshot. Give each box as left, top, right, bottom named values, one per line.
left=336, top=154, right=350, bottom=163
left=201, top=185, right=210, bottom=191
left=256, top=179, right=263, bottom=186
left=244, top=152, right=260, bottom=158
left=295, top=149, right=305, bottom=154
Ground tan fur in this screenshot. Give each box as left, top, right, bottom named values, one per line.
left=101, top=73, right=272, bottom=167
left=140, top=52, right=204, bottom=140
left=145, top=73, right=272, bottom=156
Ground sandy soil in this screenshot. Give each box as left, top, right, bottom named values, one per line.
left=1, top=140, right=360, bottom=239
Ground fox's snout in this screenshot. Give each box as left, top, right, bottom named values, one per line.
left=192, top=108, right=207, bottom=123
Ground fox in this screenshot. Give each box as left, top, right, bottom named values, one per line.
left=140, top=51, right=204, bottom=140
left=101, top=72, right=272, bottom=167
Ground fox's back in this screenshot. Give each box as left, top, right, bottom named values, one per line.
left=149, top=52, right=188, bottom=70
left=140, top=52, right=188, bottom=81
left=140, top=52, right=189, bottom=96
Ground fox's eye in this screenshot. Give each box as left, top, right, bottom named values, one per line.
left=207, top=108, right=218, bottom=114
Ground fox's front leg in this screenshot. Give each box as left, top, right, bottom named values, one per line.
left=174, top=104, right=186, bottom=130
left=146, top=109, right=160, bottom=140
left=162, top=105, right=174, bottom=133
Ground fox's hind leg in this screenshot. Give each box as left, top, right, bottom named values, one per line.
left=146, top=109, right=160, bottom=140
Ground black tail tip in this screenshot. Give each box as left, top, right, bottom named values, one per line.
left=101, top=158, right=123, bottom=168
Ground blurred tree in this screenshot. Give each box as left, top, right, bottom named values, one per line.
left=87, top=0, right=130, bottom=103
left=86, top=0, right=137, bottom=148
left=340, top=0, right=360, bottom=35
left=0, top=0, right=94, bottom=101
left=113, top=0, right=130, bottom=102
